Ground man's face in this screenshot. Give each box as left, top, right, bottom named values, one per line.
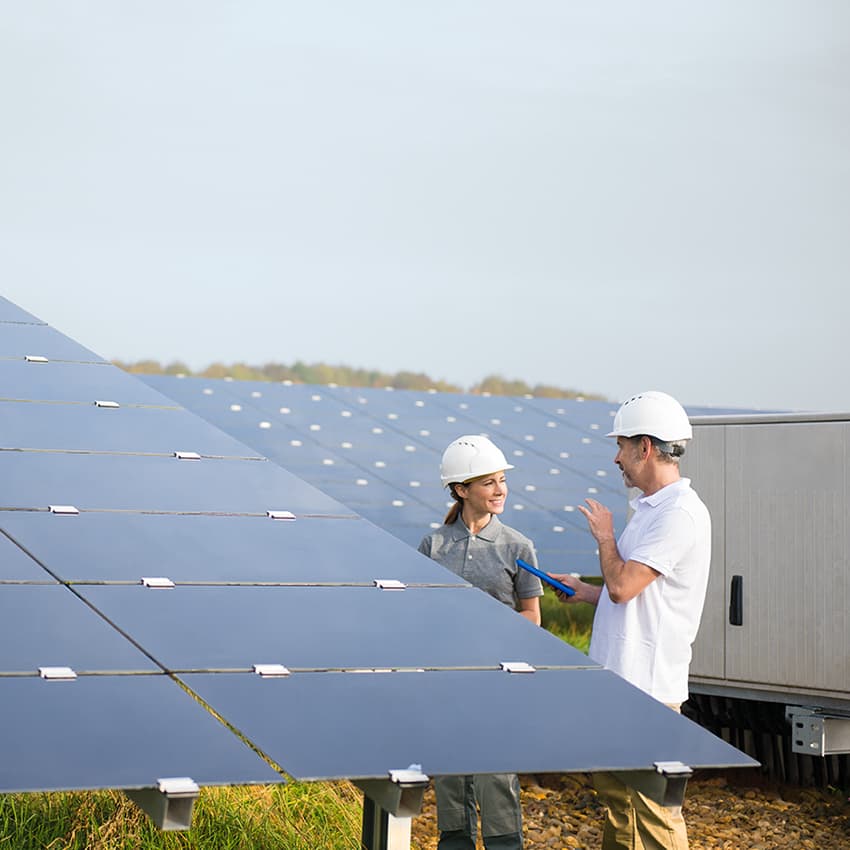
left=614, top=436, right=645, bottom=489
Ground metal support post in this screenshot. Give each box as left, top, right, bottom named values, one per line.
left=356, top=768, right=430, bottom=850
left=125, top=777, right=200, bottom=831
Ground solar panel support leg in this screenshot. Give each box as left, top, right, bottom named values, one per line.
left=125, top=777, right=200, bottom=831
left=612, top=761, right=693, bottom=808
left=356, top=769, right=430, bottom=850
left=360, top=795, right=413, bottom=850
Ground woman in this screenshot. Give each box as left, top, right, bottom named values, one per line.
left=418, top=434, right=543, bottom=850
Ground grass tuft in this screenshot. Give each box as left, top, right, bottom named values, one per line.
left=540, top=588, right=595, bottom=654
left=0, top=782, right=364, bottom=850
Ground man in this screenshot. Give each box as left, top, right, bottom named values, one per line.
left=552, top=390, right=711, bottom=850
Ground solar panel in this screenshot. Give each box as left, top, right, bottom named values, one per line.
left=0, top=399, right=266, bottom=457
left=0, top=296, right=43, bottom=324
left=0, top=531, right=57, bottom=581
left=0, top=359, right=173, bottom=405
left=0, top=676, right=281, bottom=793
left=73, top=584, right=590, bottom=672
left=0, top=322, right=106, bottom=362
left=0, top=451, right=351, bottom=515
left=183, top=668, right=752, bottom=781
left=0, top=511, right=460, bottom=584
left=0, top=298, right=757, bottom=841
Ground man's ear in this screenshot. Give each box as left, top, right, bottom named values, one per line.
left=641, top=435, right=653, bottom=458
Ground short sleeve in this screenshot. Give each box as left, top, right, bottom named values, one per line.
left=628, top=507, right=695, bottom=577
left=514, top=544, right=544, bottom=598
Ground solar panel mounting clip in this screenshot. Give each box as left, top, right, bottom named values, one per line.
left=141, top=577, right=176, bottom=589
left=253, top=664, right=291, bottom=677
left=94, top=400, right=120, bottom=408
left=48, top=505, right=79, bottom=515
left=374, top=579, right=406, bottom=591
left=388, top=767, right=429, bottom=785
left=38, top=666, right=77, bottom=680
left=500, top=661, right=536, bottom=674
left=24, top=355, right=48, bottom=363
left=355, top=767, right=430, bottom=825
left=266, top=510, right=296, bottom=520
left=173, top=451, right=201, bottom=460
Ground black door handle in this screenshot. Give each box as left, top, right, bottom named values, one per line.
left=729, top=575, right=743, bottom=626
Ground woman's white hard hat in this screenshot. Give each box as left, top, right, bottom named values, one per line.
left=607, top=391, right=693, bottom=442
left=440, top=435, right=514, bottom=488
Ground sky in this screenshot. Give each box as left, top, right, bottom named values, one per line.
left=1, top=2, right=848, bottom=411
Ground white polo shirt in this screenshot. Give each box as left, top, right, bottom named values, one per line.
left=588, top=477, right=711, bottom=704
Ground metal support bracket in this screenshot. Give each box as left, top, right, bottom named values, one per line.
left=267, top=510, right=296, bottom=520
left=125, top=777, right=200, bottom=831
left=355, top=768, right=430, bottom=850
left=613, top=761, right=693, bottom=808
left=787, top=706, right=850, bottom=756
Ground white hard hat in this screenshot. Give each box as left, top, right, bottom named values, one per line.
left=607, top=391, right=693, bottom=441
left=440, top=435, right=514, bottom=488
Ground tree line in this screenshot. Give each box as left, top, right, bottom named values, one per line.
left=113, top=359, right=606, bottom=400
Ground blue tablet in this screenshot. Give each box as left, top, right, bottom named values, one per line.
left=516, top=558, right=575, bottom=596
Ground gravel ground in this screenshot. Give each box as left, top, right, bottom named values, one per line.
left=410, top=771, right=850, bottom=849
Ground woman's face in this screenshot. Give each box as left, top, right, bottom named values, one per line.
left=457, top=471, right=508, bottom=516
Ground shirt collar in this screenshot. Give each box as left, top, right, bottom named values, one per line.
left=632, top=477, right=690, bottom=510
left=448, top=514, right=504, bottom=541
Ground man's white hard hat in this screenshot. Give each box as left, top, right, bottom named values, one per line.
left=440, top=435, right=514, bottom=488
left=607, top=391, right=693, bottom=442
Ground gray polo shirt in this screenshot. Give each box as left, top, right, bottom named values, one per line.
left=418, top=515, right=543, bottom=609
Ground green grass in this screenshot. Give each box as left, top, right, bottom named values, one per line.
left=0, top=782, right=363, bottom=850
left=540, top=587, right=596, bottom=654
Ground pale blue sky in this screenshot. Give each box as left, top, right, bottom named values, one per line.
left=2, top=2, right=848, bottom=411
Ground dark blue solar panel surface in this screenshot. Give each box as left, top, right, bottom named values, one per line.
left=0, top=511, right=465, bottom=585
left=0, top=532, right=57, bottom=582
left=0, top=360, right=178, bottom=405
left=75, top=585, right=590, bottom=671
left=0, top=676, right=282, bottom=793
left=0, top=585, right=158, bottom=673
left=0, top=400, right=264, bottom=457
left=0, top=298, right=757, bottom=797
left=183, top=669, right=756, bottom=781
left=0, top=322, right=107, bottom=362
left=0, top=451, right=352, bottom=515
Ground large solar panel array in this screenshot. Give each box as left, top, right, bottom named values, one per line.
left=0, top=296, right=755, bottom=829
left=144, top=373, right=751, bottom=576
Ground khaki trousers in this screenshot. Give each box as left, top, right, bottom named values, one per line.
left=593, top=704, right=689, bottom=850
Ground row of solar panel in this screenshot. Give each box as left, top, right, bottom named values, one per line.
left=141, top=374, right=751, bottom=577
left=0, top=294, right=755, bottom=801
